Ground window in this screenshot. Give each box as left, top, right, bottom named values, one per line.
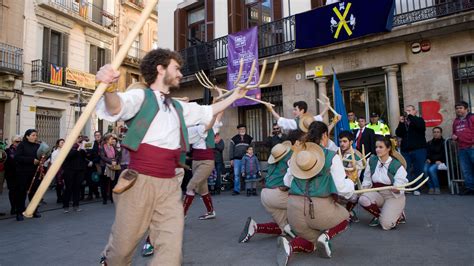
left=42, top=27, right=68, bottom=66
left=128, top=36, right=140, bottom=59
left=245, top=0, right=273, bottom=28
left=311, top=0, right=326, bottom=9
left=452, top=54, right=474, bottom=107
left=187, top=7, right=206, bottom=46
left=90, top=44, right=111, bottom=74
left=238, top=86, right=283, bottom=160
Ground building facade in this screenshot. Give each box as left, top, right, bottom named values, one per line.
left=156, top=0, right=474, bottom=161
left=21, top=0, right=118, bottom=145
left=0, top=0, right=24, bottom=144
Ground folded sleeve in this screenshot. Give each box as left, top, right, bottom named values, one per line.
left=95, top=89, right=145, bottom=122
left=180, top=102, right=213, bottom=127
left=392, top=166, right=409, bottom=197
left=362, top=158, right=373, bottom=189
left=331, top=155, right=355, bottom=199
left=187, top=125, right=207, bottom=145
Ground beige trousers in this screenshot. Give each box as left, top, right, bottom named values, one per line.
left=187, top=160, right=214, bottom=195
left=102, top=172, right=184, bottom=266
left=260, top=188, right=289, bottom=230
left=287, top=195, right=349, bottom=243
left=360, top=191, right=406, bottom=230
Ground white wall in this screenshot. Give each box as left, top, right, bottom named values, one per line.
left=157, top=0, right=183, bottom=49
left=214, top=0, right=228, bottom=38
left=283, top=0, right=311, bottom=17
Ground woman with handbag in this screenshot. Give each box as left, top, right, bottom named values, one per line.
left=100, top=134, right=121, bottom=204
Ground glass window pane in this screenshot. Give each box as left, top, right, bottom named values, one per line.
left=188, top=8, right=205, bottom=25
left=262, top=0, right=272, bottom=23
left=343, top=88, right=366, bottom=119
left=368, top=85, right=389, bottom=124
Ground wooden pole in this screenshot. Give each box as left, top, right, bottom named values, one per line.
left=23, top=0, right=160, bottom=217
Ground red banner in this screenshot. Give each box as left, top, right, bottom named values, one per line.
left=420, top=101, right=443, bottom=127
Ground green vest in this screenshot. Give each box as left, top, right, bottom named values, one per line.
left=290, top=148, right=338, bottom=198
left=367, top=122, right=390, bottom=136
left=205, top=128, right=216, bottom=149
left=368, top=155, right=402, bottom=184
left=122, top=88, right=189, bottom=165
left=265, top=150, right=293, bottom=189
left=349, top=121, right=360, bottom=130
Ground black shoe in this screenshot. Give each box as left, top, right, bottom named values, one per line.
left=246, top=189, right=251, bottom=197
left=232, top=191, right=240, bottom=196
left=461, top=188, right=474, bottom=195
left=16, top=214, right=24, bottom=221
left=33, top=211, right=42, bottom=218
left=0, top=212, right=6, bottom=216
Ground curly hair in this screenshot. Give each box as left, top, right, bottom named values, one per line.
left=139, top=48, right=183, bottom=86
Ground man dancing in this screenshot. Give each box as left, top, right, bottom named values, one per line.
left=95, top=48, right=248, bottom=265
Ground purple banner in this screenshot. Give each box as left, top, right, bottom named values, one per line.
left=227, top=27, right=260, bottom=107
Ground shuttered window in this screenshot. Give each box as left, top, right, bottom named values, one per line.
left=42, top=27, right=68, bottom=67
left=174, top=0, right=214, bottom=51
left=90, top=44, right=111, bottom=74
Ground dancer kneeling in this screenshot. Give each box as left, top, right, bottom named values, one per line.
left=277, top=121, right=356, bottom=265
left=239, top=141, right=295, bottom=243
left=358, top=137, right=408, bottom=230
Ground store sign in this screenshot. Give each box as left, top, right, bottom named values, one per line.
left=65, top=68, right=96, bottom=90
left=419, top=100, right=443, bottom=127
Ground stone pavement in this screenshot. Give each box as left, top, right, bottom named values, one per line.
left=0, top=189, right=473, bottom=265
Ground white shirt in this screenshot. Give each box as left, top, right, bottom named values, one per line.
left=277, top=115, right=323, bottom=131
left=285, top=154, right=355, bottom=199
left=362, top=156, right=408, bottom=197
left=51, top=148, right=60, bottom=164
left=188, top=120, right=223, bottom=149
left=326, top=139, right=338, bottom=152
left=355, top=126, right=365, bottom=139
left=96, top=89, right=213, bottom=150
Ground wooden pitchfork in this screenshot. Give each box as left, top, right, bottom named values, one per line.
left=353, top=173, right=429, bottom=194
left=338, top=145, right=371, bottom=189
left=23, top=0, right=160, bottom=218
left=195, top=59, right=279, bottom=106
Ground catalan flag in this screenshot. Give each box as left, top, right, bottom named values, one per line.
left=79, top=0, right=88, bottom=19
left=50, top=64, right=63, bottom=86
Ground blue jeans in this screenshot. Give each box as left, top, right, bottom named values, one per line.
left=215, top=162, right=224, bottom=190
left=233, top=159, right=242, bottom=192
left=424, top=163, right=440, bottom=189
left=402, top=148, right=427, bottom=188
left=458, top=148, right=474, bottom=190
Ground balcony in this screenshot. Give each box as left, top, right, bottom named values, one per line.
left=37, top=0, right=118, bottom=35
left=0, top=43, right=23, bottom=75
left=123, top=48, right=148, bottom=67
left=179, top=0, right=474, bottom=77
left=31, top=59, right=96, bottom=91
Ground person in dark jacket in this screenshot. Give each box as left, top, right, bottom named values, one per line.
left=395, top=105, right=427, bottom=195
left=265, top=123, right=286, bottom=150
left=99, top=134, right=121, bottom=204
left=90, top=131, right=103, bottom=199
left=5, top=135, right=22, bottom=215
left=229, top=124, right=253, bottom=195
left=213, top=133, right=225, bottom=194
left=424, top=127, right=445, bottom=195
left=14, top=129, right=41, bottom=221
left=62, top=136, right=88, bottom=212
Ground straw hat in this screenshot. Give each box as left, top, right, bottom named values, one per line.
left=391, top=150, right=407, bottom=169
left=268, top=141, right=292, bottom=164
left=290, top=142, right=325, bottom=179
left=298, top=113, right=315, bottom=133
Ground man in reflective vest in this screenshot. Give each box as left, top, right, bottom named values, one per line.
left=367, top=113, right=390, bottom=137
left=348, top=111, right=359, bottom=130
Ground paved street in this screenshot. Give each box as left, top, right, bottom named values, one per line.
left=0, top=189, right=473, bottom=265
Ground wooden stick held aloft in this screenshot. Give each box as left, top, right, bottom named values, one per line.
left=23, top=0, right=160, bottom=218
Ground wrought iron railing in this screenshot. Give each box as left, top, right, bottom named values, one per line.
left=0, top=43, right=23, bottom=74
left=44, top=0, right=118, bottom=32
left=31, top=59, right=65, bottom=86
left=180, top=0, right=473, bottom=77
left=393, top=0, right=474, bottom=26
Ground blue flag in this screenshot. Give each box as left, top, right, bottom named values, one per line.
left=333, top=72, right=350, bottom=146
